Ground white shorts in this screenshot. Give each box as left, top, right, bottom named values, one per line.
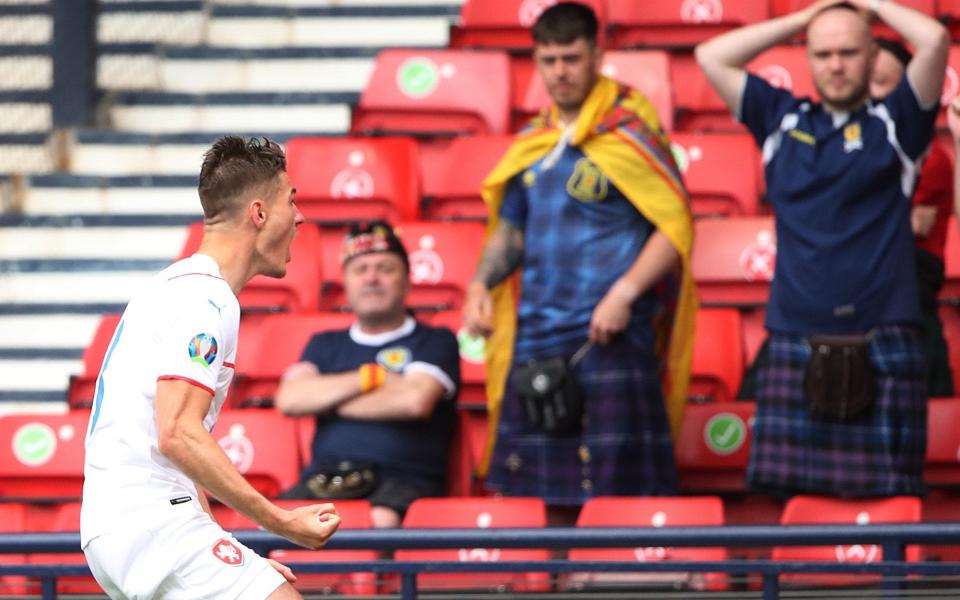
left=83, top=507, right=286, bottom=600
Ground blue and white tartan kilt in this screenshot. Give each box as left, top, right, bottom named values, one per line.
left=748, top=324, right=928, bottom=498
left=486, top=334, right=678, bottom=506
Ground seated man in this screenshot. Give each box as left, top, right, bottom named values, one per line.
left=275, top=221, right=460, bottom=528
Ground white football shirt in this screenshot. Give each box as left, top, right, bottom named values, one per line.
left=81, top=254, right=239, bottom=547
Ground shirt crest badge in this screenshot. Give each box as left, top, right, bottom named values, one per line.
left=566, top=158, right=608, bottom=202
left=843, top=122, right=863, bottom=153
left=376, top=346, right=411, bottom=372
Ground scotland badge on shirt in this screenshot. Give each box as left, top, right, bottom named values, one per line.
left=843, top=122, right=863, bottom=153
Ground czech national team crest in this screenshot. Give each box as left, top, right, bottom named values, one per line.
left=377, top=346, right=411, bottom=372
left=188, top=333, right=218, bottom=367
left=212, top=538, right=244, bottom=566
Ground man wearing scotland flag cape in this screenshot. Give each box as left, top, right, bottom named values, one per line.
left=463, top=2, right=697, bottom=521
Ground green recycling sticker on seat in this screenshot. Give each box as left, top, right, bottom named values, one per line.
left=703, top=412, right=746, bottom=455
left=397, top=57, right=439, bottom=99
left=12, top=422, right=57, bottom=467
left=457, top=327, right=485, bottom=365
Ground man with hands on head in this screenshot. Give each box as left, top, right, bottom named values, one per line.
left=696, top=0, right=948, bottom=497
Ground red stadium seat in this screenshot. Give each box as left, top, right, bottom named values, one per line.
left=746, top=45, right=818, bottom=101
left=66, top=314, right=121, bottom=409
left=772, top=496, right=923, bottom=587
left=926, top=397, right=960, bottom=486
left=396, top=497, right=550, bottom=592
left=0, top=503, right=28, bottom=597
left=231, top=312, right=355, bottom=407
left=608, top=0, right=770, bottom=48
left=451, top=0, right=607, bottom=50
left=675, top=401, right=754, bottom=492
left=941, top=305, right=960, bottom=396
left=285, top=137, right=420, bottom=224
left=352, top=49, right=511, bottom=137
left=671, top=52, right=741, bottom=132
left=427, top=311, right=487, bottom=408
left=26, top=502, right=101, bottom=595
left=420, top=134, right=512, bottom=221
left=319, top=221, right=485, bottom=312
left=670, top=131, right=761, bottom=217
left=177, top=222, right=324, bottom=314
left=741, top=307, right=767, bottom=366
left=211, top=409, right=300, bottom=497
left=446, top=409, right=489, bottom=496
left=692, top=216, right=776, bottom=307
left=566, top=496, right=727, bottom=592
left=690, top=308, right=744, bottom=403
left=516, top=50, right=674, bottom=131
left=943, top=216, right=959, bottom=301
left=220, top=499, right=378, bottom=596
left=773, top=0, right=934, bottom=37
left=0, top=412, right=89, bottom=499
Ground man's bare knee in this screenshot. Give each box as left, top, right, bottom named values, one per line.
left=371, top=505, right=401, bottom=528
left=267, top=582, right=302, bottom=599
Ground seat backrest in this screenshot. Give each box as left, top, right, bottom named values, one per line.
left=395, top=221, right=486, bottom=311
left=353, top=49, right=511, bottom=136
left=670, top=52, right=740, bottom=132
left=452, top=0, right=607, bottom=50
left=609, top=0, right=770, bottom=47
left=402, top=496, right=546, bottom=528
left=925, top=397, right=960, bottom=485
left=940, top=304, right=960, bottom=396
left=420, top=134, right=512, bottom=221
left=0, top=412, right=90, bottom=499
left=773, top=496, right=922, bottom=567
left=231, top=312, right=355, bottom=407
left=690, top=308, right=744, bottom=403
left=212, top=409, right=300, bottom=497
left=177, top=222, right=324, bottom=314
left=943, top=216, right=959, bottom=300
left=692, top=216, right=776, bottom=307
left=285, top=136, right=420, bottom=224
left=746, top=45, right=818, bottom=101
left=670, top=132, right=760, bottom=217
left=519, top=50, right=673, bottom=131
left=675, top=402, right=754, bottom=493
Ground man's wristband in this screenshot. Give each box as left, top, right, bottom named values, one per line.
left=358, top=363, right=386, bottom=393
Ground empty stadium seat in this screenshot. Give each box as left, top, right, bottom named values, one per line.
left=566, top=496, right=728, bottom=592
left=670, top=131, right=761, bottom=217
left=0, top=503, right=28, bottom=597
left=451, top=0, right=607, bottom=50
left=692, top=216, right=776, bottom=307
left=177, top=222, right=324, bottom=314
left=26, top=502, right=101, bottom=595
left=0, top=412, right=89, bottom=500
left=352, top=49, right=511, bottom=137
left=741, top=307, right=767, bottom=366
left=690, top=308, right=744, bottom=403
left=671, top=52, right=741, bottom=132
left=66, top=314, right=122, bottom=409
left=516, top=50, right=674, bottom=131
left=608, top=0, right=770, bottom=48
left=925, top=397, right=960, bottom=486
left=396, top=497, right=550, bottom=592
left=420, top=134, right=512, bottom=221
left=319, top=221, right=486, bottom=312
left=446, top=408, right=489, bottom=497
left=675, top=402, right=754, bottom=492
left=211, top=409, right=300, bottom=497
left=220, top=499, right=377, bottom=596
left=231, top=312, right=355, bottom=407
left=772, top=495, right=922, bottom=587
left=285, top=137, right=420, bottom=224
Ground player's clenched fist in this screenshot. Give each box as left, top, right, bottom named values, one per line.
left=279, top=503, right=341, bottom=550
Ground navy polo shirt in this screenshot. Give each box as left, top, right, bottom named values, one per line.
left=740, top=74, right=936, bottom=335
left=299, top=317, right=459, bottom=485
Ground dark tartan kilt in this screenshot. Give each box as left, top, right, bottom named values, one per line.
left=748, top=324, right=928, bottom=498
left=486, top=334, right=677, bottom=506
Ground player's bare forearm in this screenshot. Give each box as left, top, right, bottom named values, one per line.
left=472, top=219, right=524, bottom=290
left=156, top=379, right=284, bottom=532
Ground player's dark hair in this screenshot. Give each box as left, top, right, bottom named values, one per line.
left=198, top=136, right=286, bottom=222
left=531, top=2, right=598, bottom=47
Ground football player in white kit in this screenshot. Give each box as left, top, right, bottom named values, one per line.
left=80, top=136, right=341, bottom=599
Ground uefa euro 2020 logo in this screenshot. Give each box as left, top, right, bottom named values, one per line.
left=188, top=333, right=219, bottom=367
